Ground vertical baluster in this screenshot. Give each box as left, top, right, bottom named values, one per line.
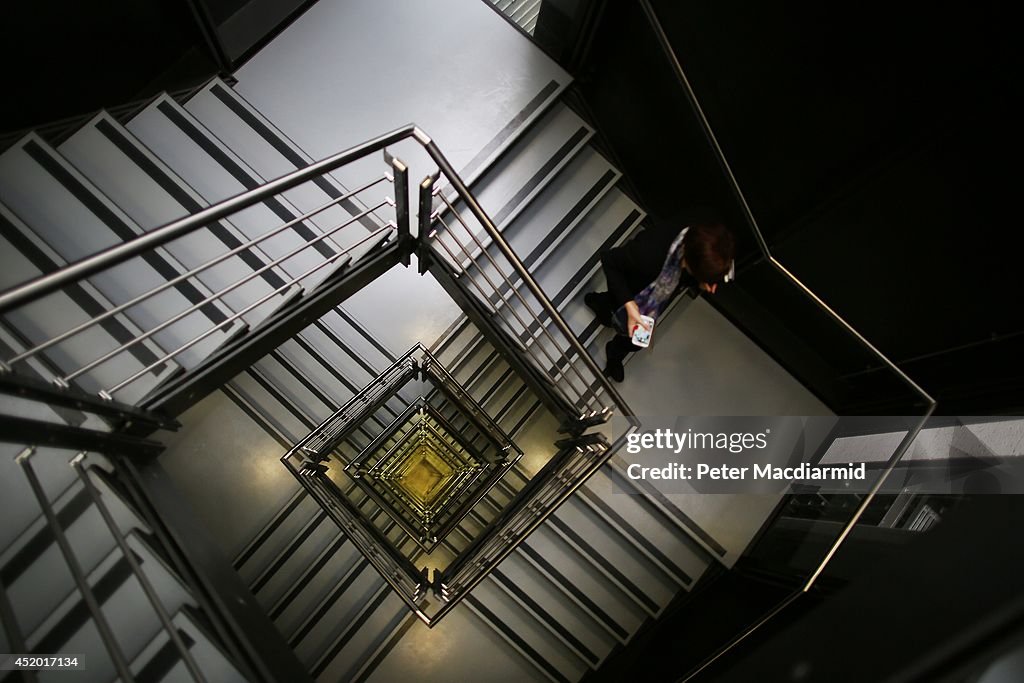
left=18, top=448, right=135, bottom=682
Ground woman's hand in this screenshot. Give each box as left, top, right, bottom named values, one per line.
left=624, top=300, right=650, bottom=333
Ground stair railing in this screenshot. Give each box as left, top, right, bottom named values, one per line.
left=0, top=123, right=632, bottom=447
left=7, top=447, right=279, bottom=683
left=281, top=417, right=431, bottom=618
left=0, top=127, right=414, bottom=451
left=1, top=123, right=638, bottom=633
left=430, top=431, right=612, bottom=623
left=420, top=172, right=630, bottom=433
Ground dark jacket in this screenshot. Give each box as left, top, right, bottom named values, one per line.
left=601, top=206, right=721, bottom=309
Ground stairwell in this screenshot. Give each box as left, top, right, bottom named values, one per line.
left=0, top=2, right=831, bottom=681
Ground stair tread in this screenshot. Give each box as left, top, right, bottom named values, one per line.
left=523, top=523, right=646, bottom=633
left=126, top=94, right=345, bottom=292
left=185, top=77, right=389, bottom=264
left=59, top=111, right=294, bottom=329
left=552, top=495, right=678, bottom=609
left=445, top=102, right=592, bottom=234
left=0, top=143, right=244, bottom=386
left=130, top=607, right=247, bottom=683
left=500, top=145, right=620, bottom=275
left=311, top=585, right=408, bottom=682
left=584, top=465, right=713, bottom=586
left=26, top=531, right=193, bottom=682
left=0, top=222, right=183, bottom=403
left=465, top=588, right=585, bottom=683
left=8, top=468, right=154, bottom=635
left=497, top=549, right=619, bottom=657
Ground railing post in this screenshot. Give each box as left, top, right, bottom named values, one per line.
left=71, top=453, right=208, bottom=683
left=423, top=256, right=581, bottom=426
left=121, top=456, right=314, bottom=682
left=391, top=157, right=411, bottom=266
left=417, top=172, right=440, bottom=275
left=18, top=448, right=135, bottom=682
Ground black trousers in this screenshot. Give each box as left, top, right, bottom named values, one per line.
left=588, top=291, right=641, bottom=365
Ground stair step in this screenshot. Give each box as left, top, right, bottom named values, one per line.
left=311, top=585, right=408, bottom=682
left=250, top=346, right=401, bottom=453
left=523, top=1, right=543, bottom=33
left=345, top=609, right=420, bottom=683
left=0, top=443, right=82, bottom=554
left=0, top=326, right=89, bottom=427
left=523, top=524, right=646, bottom=635
left=491, top=564, right=602, bottom=667
left=253, top=352, right=338, bottom=424
left=465, top=587, right=585, bottom=683
left=479, top=145, right=619, bottom=292
left=442, top=102, right=592, bottom=235
left=497, top=548, right=619, bottom=660
left=361, top=603, right=546, bottom=683
left=186, top=78, right=389, bottom=266
left=294, top=311, right=397, bottom=392
left=5, top=466, right=151, bottom=636
left=251, top=512, right=337, bottom=603
left=583, top=465, right=713, bottom=588
left=605, top=454, right=731, bottom=564
left=0, top=135, right=242, bottom=376
left=0, top=210, right=186, bottom=405
left=26, top=531, right=193, bottom=683
left=233, top=487, right=307, bottom=569
left=512, top=0, right=541, bottom=24
left=60, top=111, right=297, bottom=329
left=266, top=531, right=347, bottom=620
left=319, top=307, right=401, bottom=375
left=290, top=563, right=386, bottom=663
left=129, top=606, right=247, bottom=683
left=273, top=543, right=366, bottom=640
left=429, top=317, right=478, bottom=366
left=528, top=188, right=644, bottom=328
left=235, top=492, right=321, bottom=586
left=127, top=94, right=345, bottom=292
left=551, top=496, right=678, bottom=611
left=228, top=370, right=314, bottom=443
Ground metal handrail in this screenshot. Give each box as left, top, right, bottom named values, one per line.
left=62, top=204, right=387, bottom=386
left=432, top=197, right=599, bottom=409
left=421, top=347, right=521, bottom=455
left=350, top=400, right=500, bottom=540
left=429, top=432, right=617, bottom=624
left=310, top=349, right=419, bottom=454
left=345, top=401, right=421, bottom=471
left=432, top=202, right=592, bottom=382
left=6, top=176, right=388, bottom=368
left=281, top=452, right=427, bottom=615
left=106, top=228, right=388, bottom=397
left=275, top=330, right=618, bottom=624
left=0, top=124, right=418, bottom=314
left=0, top=123, right=631, bottom=430
left=415, top=132, right=638, bottom=423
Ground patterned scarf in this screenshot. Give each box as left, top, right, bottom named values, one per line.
left=632, top=227, right=688, bottom=319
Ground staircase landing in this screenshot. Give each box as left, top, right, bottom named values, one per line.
left=232, top=0, right=571, bottom=186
